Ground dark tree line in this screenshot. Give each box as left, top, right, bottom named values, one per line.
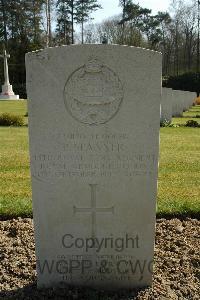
left=0, top=0, right=199, bottom=97
left=0, top=0, right=101, bottom=97
left=0, top=0, right=45, bottom=97
left=56, top=0, right=101, bottom=45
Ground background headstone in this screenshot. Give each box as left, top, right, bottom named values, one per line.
left=185, top=91, right=191, bottom=109
left=191, top=92, right=197, bottom=106
left=172, top=90, right=184, bottom=117
left=161, top=88, right=172, bottom=122
left=182, top=91, right=190, bottom=112
left=186, top=91, right=195, bottom=109
left=26, top=45, right=162, bottom=290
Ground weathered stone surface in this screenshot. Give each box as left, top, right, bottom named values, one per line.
left=26, top=45, right=162, bottom=290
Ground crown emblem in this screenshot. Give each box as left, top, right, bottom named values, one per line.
left=85, top=58, right=102, bottom=73
left=64, top=58, right=124, bottom=125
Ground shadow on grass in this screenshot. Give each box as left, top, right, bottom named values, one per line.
left=156, top=211, right=200, bottom=220
left=0, top=281, right=151, bottom=300
left=0, top=213, right=33, bottom=221
left=181, top=115, right=200, bottom=118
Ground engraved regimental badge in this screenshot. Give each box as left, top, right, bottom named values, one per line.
left=64, top=58, right=124, bottom=125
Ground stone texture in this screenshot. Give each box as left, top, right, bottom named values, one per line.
left=191, top=92, right=197, bottom=106
left=182, top=91, right=190, bottom=112
left=26, top=45, right=162, bottom=290
left=161, top=88, right=172, bottom=122
left=188, top=92, right=196, bottom=108
left=172, top=90, right=184, bottom=117
left=172, top=91, right=196, bottom=114
left=183, top=91, right=190, bottom=109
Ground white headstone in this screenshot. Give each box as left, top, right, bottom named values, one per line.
left=182, top=91, right=190, bottom=112
left=181, top=91, right=196, bottom=109
left=172, top=90, right=184, bottom=117
left=161, top=88, right=172, bottom=122
left=186, top=91, right=195, bottom=108
left=26, top=45, right=162, bottom=290
left=185, top=91, right=191, bottom=108
left=0, top=50, right=19, bottom=100
left=191, top=92, right=197, bottom=106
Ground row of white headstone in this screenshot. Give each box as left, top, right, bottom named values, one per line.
left=161, top=88, right=196, bottom=122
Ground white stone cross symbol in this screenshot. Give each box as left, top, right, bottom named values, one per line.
left=73, top=184, right=114, bottom=238
left=0, top=49, right=19, bottom=99
left=0, top=50, right=11, bottom=86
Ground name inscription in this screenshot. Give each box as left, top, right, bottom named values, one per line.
left=32, top=132, right=156, bottom=182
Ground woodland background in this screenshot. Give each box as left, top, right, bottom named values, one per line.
left=0, top=0, right=199, bottom=98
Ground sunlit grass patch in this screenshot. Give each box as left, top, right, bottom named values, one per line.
left=0, top=103, right=199, bottom=218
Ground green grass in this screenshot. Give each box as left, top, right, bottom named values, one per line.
left=0, top=102, right=199, bottom=218
left=158, top=127, right=200, bottom=215
left=0, top=100, right=28, bottom=125
left=172, top=105, right=200, bottom=125
left=0, top=127, right=32, bottom=217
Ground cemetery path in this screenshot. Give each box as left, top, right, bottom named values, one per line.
left=0, top=218, right=199, bottom=300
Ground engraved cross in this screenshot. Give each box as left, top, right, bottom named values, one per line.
left=73, top=184, right=114, bottom=238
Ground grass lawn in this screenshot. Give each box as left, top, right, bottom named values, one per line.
left=183, top=106, right=200, bottom=117
left=0, top=100, right=28, bottom=125
left=0, top=102, right=199, bottom=218
left=172, top=105, right=200, bottom=125
left=158, top=127, right=200, bottom=216
left=0, top=127, right=31, bottom=217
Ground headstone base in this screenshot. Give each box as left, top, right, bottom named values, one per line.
left=0, top=83, right=19, bottom=100
left=0, top=95, right=19, bottom=100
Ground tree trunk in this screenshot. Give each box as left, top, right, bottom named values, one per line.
left=46, top=0, right=49, bottom=47
left=1, top=0, right=8, bottom=45
left=197, top=0, right=200, bottom=72
left=48, top=0, right=52, bottom=46
left=122, top=0, right=126, bottom=44
left=46, top=0, right=52, bottom=47
left=81, top=0, right=84, bottom=44
left=71, top=0, right=74, bottom=44
left=174, top=22, right=179, bottom=76
left=33, top=0, right=37, bottom=43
